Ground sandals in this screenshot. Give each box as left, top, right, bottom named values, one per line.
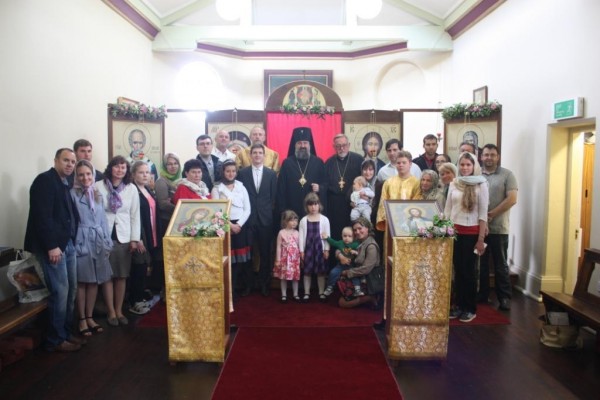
left=78, top=318, right=92, bottom=337
left=86, top=316, right=104, bottom=334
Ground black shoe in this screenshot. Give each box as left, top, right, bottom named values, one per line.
left=373, top=320, right=386, bottom=330
left=261, top=286, right=270, bottom=297
left=229, top=324, right=238, bottom=333
left=499, top=298, right=511, bottom=310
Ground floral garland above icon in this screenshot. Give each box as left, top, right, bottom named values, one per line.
left=182, top=210, right=230, bottom=238
left=442, top=101, right=501, bottom=121
left=411, top=215, right=456, bottom=239
left=109, top=103, right=168, bottom=120
left=280, top=104, right=335, bottom=119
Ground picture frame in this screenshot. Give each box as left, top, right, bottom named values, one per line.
left=443, top=114, right=501, bottom=163
left=473, top=86, right=488, bottom=105
left=108, top=114, right=165, bottom=180
left=264, top=69, right=333, bottom=105
left=384, top=200, right=441, bottom=237
left=117, top=96, right=139, bottom=105
left=166, top=199, right=231, bottom=237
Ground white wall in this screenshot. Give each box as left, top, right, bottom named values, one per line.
left=449, top=0, right=600, bottom=295
left=1, top=0, right=598, bottom=298
left=0, top=0, right=154, bottom=248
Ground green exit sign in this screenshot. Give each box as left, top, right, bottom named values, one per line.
left=553, top=98, right=583, bottom=120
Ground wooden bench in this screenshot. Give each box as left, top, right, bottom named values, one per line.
left=540, top=248, right=600, bottom=352
left=0, top=295, right=47, bottom=337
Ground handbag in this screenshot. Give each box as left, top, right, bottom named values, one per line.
left=540, top=323, right=582, bottom=349
left=337, top=277, right=356, bottom=301
left=7, top=251, right=50, bottom=303
left=366, top=265, right=385, bottom=295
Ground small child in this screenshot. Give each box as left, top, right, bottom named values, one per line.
left=299, top=193, right=330, bottom=302
left=350, top=176, right=375, bottom=221
left=273, top=210, right=301, bottom=302
left=322, top=227, right=364, bottom=297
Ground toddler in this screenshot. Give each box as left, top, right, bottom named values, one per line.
left=350, top=176, right=375, bottom=221
left=322, top=227, right=364, bottom=297
left=273, top=210, right=301, bottom=302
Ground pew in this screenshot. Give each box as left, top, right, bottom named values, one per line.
left=540, top=248, right=600, bottom=352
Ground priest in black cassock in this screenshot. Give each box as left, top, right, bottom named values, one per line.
left=276, top=127, right=326, bottom=220
left=324, top=134, right=363, bottom=240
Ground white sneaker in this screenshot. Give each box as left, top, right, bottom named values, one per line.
left=146, top=295, right=160, bottom=308
left=323, top=286, right=333, bottom=296
left=354, top=287, right=365, bottom=296
left=129, top=301, right=150, bottom=315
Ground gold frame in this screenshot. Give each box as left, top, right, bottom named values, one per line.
left=384, top=200, right=441, bottom=237
left=166, top=199, right=231, bottom=237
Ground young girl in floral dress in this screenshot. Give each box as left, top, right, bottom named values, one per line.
left=273, top=210, right=301, bottom=302
left=299, top=193, right=330, bottom=302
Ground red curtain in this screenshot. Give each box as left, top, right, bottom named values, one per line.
left=266, top=112, right=342, bottom=164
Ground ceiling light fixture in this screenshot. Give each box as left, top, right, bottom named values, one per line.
left=215, top=0, right=242, bottom=21
left=351, top=0, right=382, bottom=20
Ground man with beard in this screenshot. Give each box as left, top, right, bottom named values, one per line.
left=276, top=127, right=326, bottom=219
left=324, top=134, right=363, bottom=240
left=412, top=134, right=440, bottom=172
left=235, top=126, right=280, bottom=173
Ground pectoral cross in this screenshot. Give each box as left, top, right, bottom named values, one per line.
left=339, top=177, right=345, bottom=190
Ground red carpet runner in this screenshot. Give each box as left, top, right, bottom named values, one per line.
left=211, top=327, right=403, bottom=400
left=138, top=293, right=509, bottom=328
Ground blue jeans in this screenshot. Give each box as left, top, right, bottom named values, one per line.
left=39, top=240, right=77, bottom=347
left=327, top=264, right=360, bottom=289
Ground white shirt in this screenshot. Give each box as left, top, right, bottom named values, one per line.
left=212, top=147, right=236, bottom=163
left=253, top=165, right=263, bottom=191
left=210, top=180, right=251, bottom=227
left=376, top=162, right=422, bottom=182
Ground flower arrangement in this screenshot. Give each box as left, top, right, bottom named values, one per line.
left=442, top=101, right=501, bottom=121
left=108, top=103, right=168, bottom=120
left=411, top=214, right=456, bottom=239
left=280, top=104, right=335, bottom=119
left=182, top=210, right=230, bottom=238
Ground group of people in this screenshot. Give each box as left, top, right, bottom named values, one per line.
left=24, top=126, right=517, bottom=352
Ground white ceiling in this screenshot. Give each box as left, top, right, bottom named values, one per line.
left=120, top=0, right=502, bottom=56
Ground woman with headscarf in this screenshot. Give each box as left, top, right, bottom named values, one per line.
left=444, top=152, right=488, bottom=323
left=70, top=160, right=113, bottom=336
left=154, top=153, right=181, bottom=234
left=419, top=169, right=444, bottom=210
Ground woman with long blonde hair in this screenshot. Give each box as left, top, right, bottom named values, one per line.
left=444, top=152, right=488, bottom=323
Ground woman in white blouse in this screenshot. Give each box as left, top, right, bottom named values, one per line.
left=444, top=152, right=488, bottom=323
left=211, top=160, right=251, bottom=298
left=98, top=156, right=140, bottom=326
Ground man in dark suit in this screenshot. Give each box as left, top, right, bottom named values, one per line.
left=195, top=134, right=222, bottom=191
left=24, top=148, right=82, bottom=352
left=238, top=144, right=277, bottom=296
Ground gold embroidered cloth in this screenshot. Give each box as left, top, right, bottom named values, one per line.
left=164, top=237, right=227, bottom=362
left=386, top=238, right=453, bottom=359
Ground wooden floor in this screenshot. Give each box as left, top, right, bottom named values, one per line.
left=0, top=292, right=598, bottom=400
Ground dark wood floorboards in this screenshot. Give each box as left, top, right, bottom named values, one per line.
left=0, top=292, right=598, bottom=400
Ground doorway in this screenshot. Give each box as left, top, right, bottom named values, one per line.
left=541, top=118, right=595, bottom=295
